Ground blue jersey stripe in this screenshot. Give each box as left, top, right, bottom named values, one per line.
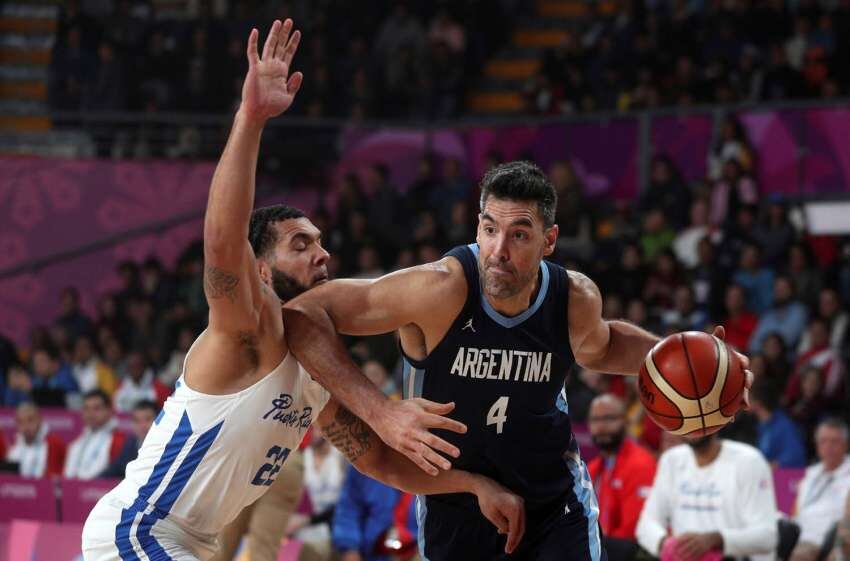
left=567, top=459, right=602, bottom=561
left=116, top=411, right=193, bottom=561
left=155, top=420, right=223, bottom=511
left=415, top=496, right=431, bottom=561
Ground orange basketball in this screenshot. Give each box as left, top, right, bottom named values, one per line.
left=638, top=331, right=745, bottom=437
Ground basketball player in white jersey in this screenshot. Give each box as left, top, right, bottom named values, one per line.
left=81, top=19, right=526, bottom=561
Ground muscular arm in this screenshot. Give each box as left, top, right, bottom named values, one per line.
left=316, top=399, right=526, bottom=554
left=203, top=20, right=301, bottom=333
left=568, top=271, right=660, bottom=375
left=283, top=260, right=468, bottom=474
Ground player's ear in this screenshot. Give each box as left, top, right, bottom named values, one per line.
left=257, top=259, right=272, bottom=285
left=543, top=224, right=558, bottom=256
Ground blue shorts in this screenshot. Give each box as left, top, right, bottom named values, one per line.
left=416, top=495, right=607, bottom=561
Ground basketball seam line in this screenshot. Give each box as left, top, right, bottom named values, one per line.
left=646, top=352, right=694, bottom=429
left=680, top=333, right=706, bottom=433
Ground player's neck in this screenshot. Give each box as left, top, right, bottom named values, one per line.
left=485, top=271, right=541, bottom=318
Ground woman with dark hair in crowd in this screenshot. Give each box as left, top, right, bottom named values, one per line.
left=708, top=115, right=755, bottom=181
left=761, top=332, right=792, bottom=388
left=754, top=198, right=797, bottom=267
left=638, top=155, right=692, bottom=229
left=787, top=242, right=823, bottom=307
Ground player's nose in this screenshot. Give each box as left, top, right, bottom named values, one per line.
left=313, top=244, right=330, bottom=266
left=493, top=233, right=510, bottom=261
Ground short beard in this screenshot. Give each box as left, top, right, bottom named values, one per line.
left=687, top=434, right=715, bottom=452
left=271, top=268, right=311, bottom=301
left=592, top=429, right=626, bottom=454
left=478, top=260, right=537, bottom=300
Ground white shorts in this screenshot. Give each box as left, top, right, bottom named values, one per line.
left=82, top=495, right=218, bottom=561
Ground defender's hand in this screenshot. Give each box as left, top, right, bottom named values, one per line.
left=712, top=325, right=753, bottom=410
left=241, top=19, right=303, bottom=124
left=372, top=398, right=467, bottom=476
left=473, top=476, right=526, bottom=554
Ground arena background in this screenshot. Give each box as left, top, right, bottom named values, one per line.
left=1, top=0, right=850, bottom=560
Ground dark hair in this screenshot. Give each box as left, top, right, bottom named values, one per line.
left=248, top=205, right=307, bottom=257
left=751, top=379, right=780, bottom=411
left=84, top=389, right=111, bottom=408
left=479, top=161, right=557, bottom=227
left=133, top=399, right=161, bottom=416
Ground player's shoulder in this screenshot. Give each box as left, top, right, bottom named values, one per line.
left=566, top=270, right=602, bottom=319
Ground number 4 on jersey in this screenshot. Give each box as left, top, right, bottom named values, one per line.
left=486, top=396, right=509, bottom=434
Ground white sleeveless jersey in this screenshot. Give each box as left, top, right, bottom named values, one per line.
left=104, top=347, right=329, bottom=536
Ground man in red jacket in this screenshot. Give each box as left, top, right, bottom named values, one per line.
left=7, top=402, right=67, bottom=478
left=586, top=394, right=657, bottom=556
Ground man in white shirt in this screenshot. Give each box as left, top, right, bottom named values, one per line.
left=6, top=402, right=67, bottom=478
left=64, top=390, right=126, bottom=479
left=637, top=432, right=778, bottom=560
left=790, top=418, right=850, bottom=561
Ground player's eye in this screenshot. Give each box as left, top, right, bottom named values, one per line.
left=514, top=231, right=528, bottom=240
left=484, top=226, right=496, bottom=235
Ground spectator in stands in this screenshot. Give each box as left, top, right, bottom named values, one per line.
left=332, top=465, right=418, bottom=561
left=71, top=333, right=117, bottom=396
left=6, top=402, right=66, bottom=478
left=798, top=288, right=848, bottom=354
left=722, top=284, right=759, bottom=352
left=101, top=399, right=159, bottom=478
left=30, top=346, right=79, bottom=407
left=113, top=350, right=170, bottom=412
left=750, top=380, right=808, bottom=468
left=643, top=250, right=680, bottom=311
left=661, top=285, right=709, bottom=333
left=587, top=394, right=656, bottom=552
left=787, top=366, right=829, bottom=442
left=673, top=200, right=711, bottom=270
left=86, top=40, right=126, bottom=112
left=285, top=427, right=346, bottom=561
left=64, top=389, right=126, bottom=479
left=786, top=318, right=846, bottom=410
left=364, top=164, right=403, bottom=256
left=639, top=156, right=692, bottom=230
left=640, top=209, right=675, bottom=262
left=159, top=326, right=195, bottom=388
left=636, top=433, right=778, bottom=559
left=790, top=418, right=850, bottom=561
left=709, top=160, right=759, bottom=228
left=732, top=244, right=775, bottom=315
left=3, top=363, right=35, bottom=407
left=56, top=286, right=93, bottom=340
left=788, top=243, right=823, bottom=307
left=749, top=276, right=809, bottom=353
left=754, top=199, right=796, bottom=267
left=708, top=116, right=755, bottom=182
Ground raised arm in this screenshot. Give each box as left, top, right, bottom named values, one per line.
left=316, top=399, right=526, bottom=555
left=203, top=19, right=302, bottom=332
left=282, top=259, right=468, bottom=475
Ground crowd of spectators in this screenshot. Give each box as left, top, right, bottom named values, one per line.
left=48, top=0, right=512, bottom=121
left=527, top=0, right=850, bottom=114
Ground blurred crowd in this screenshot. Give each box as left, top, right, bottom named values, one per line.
left=48, top=0, right=512, bottom=121
left=2, top=113, right=850, bottom=560
left=526, top=0, right=850, bottom=114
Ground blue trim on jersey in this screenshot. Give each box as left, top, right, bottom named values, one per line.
left=556, top=389, right=570, bottom=415
left=156, top=420, right=223, bottom=510
left=415, top=495, right=431, bottom=561
left=567, top=459, right=602, bottom=561
left=115, top=412, right=223, bottom=561
left=466, top=243, right=550, bottom=328
left=402, top=358, right=424, bottom=399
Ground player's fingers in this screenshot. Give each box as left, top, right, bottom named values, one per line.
left=504, top=502, right=524, bottom=553
left=424, top=413, right=467, bottom=434
left=420, top=441, right=452, bottom=471
left=404, top=447, right=439, bottom=476
left=736, top=350, right=750, bottom=369
left=246, top=28, right=259, bottom=67
left=273, top=18, right=293, bottom=60
left=744, top=369, right=754, bottom=389
left=281, top=28, right=301, bottom=66
left=422, top=432, right=460, bottom=458
left=712, top=325, right=726, bottom=340
left=287, top=71, right=303, bottom=96
left=416, top=398, right=455, bottom=414
left=262, top=19, right=281, bottom=61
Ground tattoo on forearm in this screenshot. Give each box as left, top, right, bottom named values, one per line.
left=204, top=265, right=239, bottom=301
left=324, top=406, right=373, bottom=462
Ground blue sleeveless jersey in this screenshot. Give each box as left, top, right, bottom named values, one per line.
left=403, top=243, right=585, bottom=514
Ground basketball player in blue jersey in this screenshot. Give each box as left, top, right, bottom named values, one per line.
left=81, top=19, right=527, bottom=561
left=283, top=162, right=754, bottom=561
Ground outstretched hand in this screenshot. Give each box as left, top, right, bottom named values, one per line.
left=241, top=19, right=303, bottom=124
left=372, top=398, right=467, bottom=476
left=712, top=325, right=754, bottom=410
